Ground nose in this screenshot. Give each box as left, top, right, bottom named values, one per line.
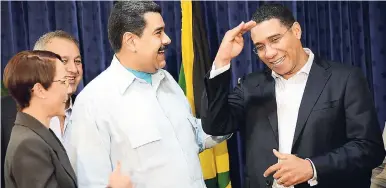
left=162, top=33, right=171, bottom=45
left=264, top=44, right=278, bottom=59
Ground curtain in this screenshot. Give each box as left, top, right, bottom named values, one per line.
left=2, top=1, right=385, bottom=188
left=0, top=1, right=181, bottom=93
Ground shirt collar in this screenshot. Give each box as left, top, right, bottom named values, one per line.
left=65, top=96, right=73, bottom=112
left=271, top=48, right=314, bottom=79
left=110, top=55, right=165, bottom=95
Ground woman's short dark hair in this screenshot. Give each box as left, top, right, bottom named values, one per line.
left=3, top=50, right=63, bottom=110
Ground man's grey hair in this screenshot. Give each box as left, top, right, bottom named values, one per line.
left=33, top=30, right=79, bottom=50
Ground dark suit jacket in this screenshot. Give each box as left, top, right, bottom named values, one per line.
left=1, top=96, right=17, bottom=187
left=201, top=56, right=385, bottom=188
left=4, top=112, right=77, bottom=188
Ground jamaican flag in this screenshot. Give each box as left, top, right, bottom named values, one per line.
left=179, top=1, right=231, bottom=188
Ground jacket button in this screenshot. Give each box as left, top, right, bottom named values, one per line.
left=266, top=179, right=272, bottom=186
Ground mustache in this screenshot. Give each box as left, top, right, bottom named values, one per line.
left=158, top=45, right=168, bottom=52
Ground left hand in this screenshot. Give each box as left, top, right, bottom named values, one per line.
left=263, top=149, right=314, bottom=187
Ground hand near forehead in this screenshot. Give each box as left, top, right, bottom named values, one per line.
left=214, top=20, right=257, bottom=68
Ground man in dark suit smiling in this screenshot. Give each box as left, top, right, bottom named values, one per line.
left=201, top=3, right=385, bottom=188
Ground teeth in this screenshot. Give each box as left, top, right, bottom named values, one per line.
left=272, top=56, right=285, bottom=65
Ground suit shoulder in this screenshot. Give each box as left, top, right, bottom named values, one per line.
left=7, top=126, right=48, bottom=156
left=318, top=59, right=366, bottom=82
left=10, top=126, right=46, bottom=145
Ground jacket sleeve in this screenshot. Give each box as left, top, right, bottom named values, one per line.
left=201, top=67, right=246, bottom=136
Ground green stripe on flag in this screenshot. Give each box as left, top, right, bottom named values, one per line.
left=178, top=64, right=186, bottom=95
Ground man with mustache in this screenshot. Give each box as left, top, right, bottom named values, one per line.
left=66, top=1, right=230, bottom=188
left=201, top=3, right=384, bottom=188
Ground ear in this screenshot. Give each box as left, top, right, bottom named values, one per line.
left=31, top=83, right=47, bottom=99
left=122, top=32, right=138, bottom=53
left=291, top=22, right=302, bottom=40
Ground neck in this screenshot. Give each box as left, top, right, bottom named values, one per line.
left=116, top=52, right=142, bottom=72
left=22, top=105, right=51, bottom=129
left=283, top=49, right=309, bottom=79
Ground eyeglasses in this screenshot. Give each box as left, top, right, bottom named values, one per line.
left=53, top=79, right=70, bottom=88
left=253, top=25, right=293, bottom=56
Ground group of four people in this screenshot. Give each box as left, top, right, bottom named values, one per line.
left=2, top=1, right=385, bottom=188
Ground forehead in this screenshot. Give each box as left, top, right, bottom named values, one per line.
left=44, top=38, right=80, bottom=57
left=250, top=18, right=287, bottom=43
left=143, top=12, right=165, bottom=31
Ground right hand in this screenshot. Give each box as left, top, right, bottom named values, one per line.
left=214, top=20, right=257, bottom=68
left=107, top=161, right=133, bottom=188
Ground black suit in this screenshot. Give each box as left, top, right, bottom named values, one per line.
left=1, top=96, right=17, bottom=187
left=201, top=56, right=385, bottom=188
left=4, top=112, right=77, bottom=188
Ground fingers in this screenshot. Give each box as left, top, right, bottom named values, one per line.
left=241, top=20, right=257, bottom=34
left=113, top=161, right=122, bottom=173
left=278, top=174, right=293, bottom=187
left=273, top=149, right=288, bottom=160
left=227, top=21, right=246, bottom=38
left=273, top=167, right=287, bottom=179
left=227, top=20, right=257, bottom=37
left=264, top=163, right=281, bottom=177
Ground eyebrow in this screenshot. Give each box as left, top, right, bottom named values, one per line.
left=153, top=26, right=165, bottom=34
left=254, top=33, right=282, bottom=46
left=61, top=55, right=81, bottom=59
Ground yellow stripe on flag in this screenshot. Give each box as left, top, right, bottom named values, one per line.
left=181, top=1, right=231, bottom=188
left=181, top=0, right=195, bottom=115
left=214, top=141, right=230, bottom=173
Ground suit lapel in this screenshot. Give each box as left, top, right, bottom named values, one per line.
left=261, top=74, right=279, bottom=144
left=14, top=112, right=77, bottom=184
left=292, top=58, right=332, bottom=148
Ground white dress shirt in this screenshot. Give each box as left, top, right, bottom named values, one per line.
left=210, top=48, right=318, bottom=187
left=66, top=55, right=229, bottom=188
left=49, top=99, right=73, bottom=148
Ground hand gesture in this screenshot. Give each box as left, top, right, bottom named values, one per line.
left=263, top=149, right=314, bottom=187
left=214, top=20, right=257, bottom=68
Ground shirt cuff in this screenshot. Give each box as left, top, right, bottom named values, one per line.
left=306, top=158, right=318, bottom=186
left=204, top=134, right=233, bottom=149
left=209, top=63, right=230, bottom=79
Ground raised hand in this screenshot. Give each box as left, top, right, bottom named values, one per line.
left=214, top=20, right=257, bottom=68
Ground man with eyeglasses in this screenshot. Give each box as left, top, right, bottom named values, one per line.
left=201, top=3, right=384, bottom=188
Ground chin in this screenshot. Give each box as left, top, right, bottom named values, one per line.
left=158, top=61, right=166, bottom=69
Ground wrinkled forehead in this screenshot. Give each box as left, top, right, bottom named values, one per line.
left=250, top=18, right=288, bottom=44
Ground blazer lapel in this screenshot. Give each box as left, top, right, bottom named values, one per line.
left=14, top=112, right=77, bottom=184
left=261, top=74, right=279, bottom=144
left=292, top=58, right=332, bottom=148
